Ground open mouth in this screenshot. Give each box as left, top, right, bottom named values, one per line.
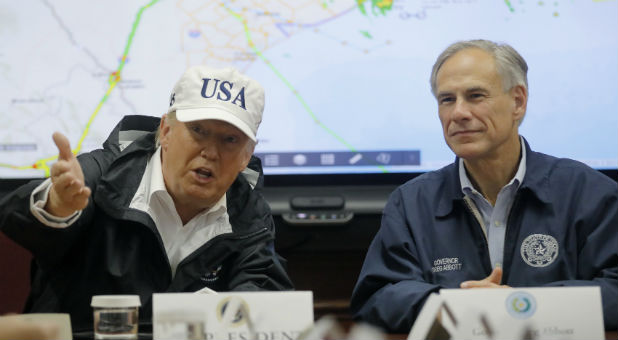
left=194, top=168, right=213, bottom=179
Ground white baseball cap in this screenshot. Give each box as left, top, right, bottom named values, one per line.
left=168, top=66, right=264, bottom=141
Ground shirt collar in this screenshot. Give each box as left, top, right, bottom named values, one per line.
left=459, top=136, right=527, bottom=195
left=149, top=147, right=167, bottom=198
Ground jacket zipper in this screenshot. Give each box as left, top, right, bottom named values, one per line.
left=463, top=196, right=488, bottom=242
left=123, top=209, right=176, bottom=280
left=463, top=192, right=523, bottom=280
left=501, top=192, right=521, bottom=281
left=462, top=196, right=492, bottom=273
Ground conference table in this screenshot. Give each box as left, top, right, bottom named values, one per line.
left=67, top=299, right=618, bottom=339
left=71, top=328, right=618, bottom=340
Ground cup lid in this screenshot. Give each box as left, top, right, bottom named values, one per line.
left=91, top=295, right=141, bottom=308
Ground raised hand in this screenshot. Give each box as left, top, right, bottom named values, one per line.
left=44, top=132, right=91, bottom=217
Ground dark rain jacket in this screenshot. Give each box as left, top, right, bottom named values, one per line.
left=350, top=138, right=618, bottom=332
left=0, top=115, right=293, bottom=332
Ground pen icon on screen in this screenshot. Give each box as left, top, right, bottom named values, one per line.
left=348, top=153, right=363, bottom=165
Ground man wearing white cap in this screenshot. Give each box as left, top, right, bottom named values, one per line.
left=0, top=66, right=294, bottom=332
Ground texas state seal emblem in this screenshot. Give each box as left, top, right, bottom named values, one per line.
left=520, top=233, right=559, bottom=267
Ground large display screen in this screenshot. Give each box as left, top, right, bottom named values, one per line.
left=1, top=0, right=616, bottom=179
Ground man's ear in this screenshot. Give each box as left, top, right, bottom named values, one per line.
left=511, top=85, right=527, bottom=123
left=159, top=114, right=171, bottom=149
left=240, top=141, right=255, bottom=171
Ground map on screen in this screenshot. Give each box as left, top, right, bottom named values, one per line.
left=1, top=0, right=616, bottom=178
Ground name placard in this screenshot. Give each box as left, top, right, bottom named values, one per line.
left=409, top=286, right=604, bottom=340
left=153, top=291, right=313, bottom=340
left=0, top=313, right=73, bottom=340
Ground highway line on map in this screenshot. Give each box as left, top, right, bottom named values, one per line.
left=29, top=0, right=160, bottom=177
left=225, top=4, right=388, bottom=172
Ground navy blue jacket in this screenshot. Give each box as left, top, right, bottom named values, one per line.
left=350, top=139, right=618, bottom=332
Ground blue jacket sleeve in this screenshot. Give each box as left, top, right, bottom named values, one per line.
left=543, top=174, right=618, bottom=330
left=350, top=188, right=441, bottom=333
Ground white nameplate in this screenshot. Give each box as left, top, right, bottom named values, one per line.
left=153, top=291, right=313, bottom=340
left=412, top=286, right=604, bottom=340
left=0, top=313, right=73, bottom=340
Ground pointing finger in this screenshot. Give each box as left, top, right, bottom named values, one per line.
left=52, top=132, right=74, bottom=161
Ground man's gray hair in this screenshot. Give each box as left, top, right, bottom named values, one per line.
left=154, top=111, right=176, bottom=147
left=429, top=39, right=529, bottom=98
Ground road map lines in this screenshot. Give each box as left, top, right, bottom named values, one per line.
left=30, top=0, right=160, bottom=177
left=275, top=6, right=357, bottom=37
left=2, top=0, right=613, bottom=178
left=225, top=3, right=392, bottom=172
left=225, top=4, right=379, bottom=163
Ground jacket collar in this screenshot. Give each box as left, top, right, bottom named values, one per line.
left=518, top=137, right=552, bottom=204
left=435, top=136, right=551, bottom=217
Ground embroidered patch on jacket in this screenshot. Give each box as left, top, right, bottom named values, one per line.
left=431, top=257, right=462, bottom=273
left=200, top=265, right=223, bottom=282
left=520, top=234, right=559, bottom=267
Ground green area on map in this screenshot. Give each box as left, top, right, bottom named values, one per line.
left=357, top=0, right=393, bottom=16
